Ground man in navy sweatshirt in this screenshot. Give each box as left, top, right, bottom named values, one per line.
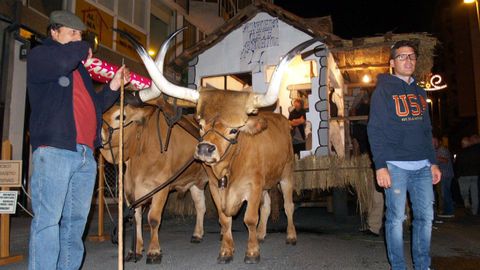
left=367, top=40, right=441, bottom=270
left=27, top=10, right=130, bottom=270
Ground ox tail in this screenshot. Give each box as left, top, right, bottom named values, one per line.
left=269, top=187, right=283, bottom=223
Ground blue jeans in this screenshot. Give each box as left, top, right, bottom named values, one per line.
left=385, top=164, right=434, bottom=270
left=441, top=176, right=454, bottom=215
left=29, top=145, right=96, bottom=270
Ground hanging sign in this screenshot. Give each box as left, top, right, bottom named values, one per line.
left=0, top=160, right=22, bottom=187
left=0, top=191, right=18, bottom=214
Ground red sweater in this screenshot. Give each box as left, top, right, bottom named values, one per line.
left=73, top=70, right=96, bottom=149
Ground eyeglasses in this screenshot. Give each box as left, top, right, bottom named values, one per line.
left=394, top=53, right=417, bottom=61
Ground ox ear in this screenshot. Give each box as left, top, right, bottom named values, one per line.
left=239, top=116, right=268, bottom=135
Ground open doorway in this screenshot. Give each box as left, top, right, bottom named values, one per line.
left=201, top=72, right=252, bottom=91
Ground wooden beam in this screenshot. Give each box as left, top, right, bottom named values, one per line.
left=345, top=82, right=376, bottom=88
left=330, top=115, right=369, bottom=121
left=337, top=64, right=390, bottom=71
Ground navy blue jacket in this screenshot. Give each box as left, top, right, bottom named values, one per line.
left=367, top=74, right=436, bottom=170
left=27, top=38, right=119, bottom=151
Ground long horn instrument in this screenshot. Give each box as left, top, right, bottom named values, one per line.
left=115, top=27, right=199, bottom=103
left=253, top=38, right=320, bottom=108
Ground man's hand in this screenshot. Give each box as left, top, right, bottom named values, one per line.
left=431, top=165, right=441, bottom=185
left=109, top=65, right=131, bottom=91
left=376, top=168, right=392, bottom=188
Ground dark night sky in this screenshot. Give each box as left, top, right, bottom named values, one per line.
left=274, top=0, right=441, bottom=39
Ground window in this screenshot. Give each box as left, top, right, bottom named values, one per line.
left=28, top=0, right=63, bottom=16
left=183, top=19, right=196, bottom=50
left=149, top=14, right=169, bottom=57
left=118, top=0, right=147, bottom=30
left=97, top=0, right=114, bottom=10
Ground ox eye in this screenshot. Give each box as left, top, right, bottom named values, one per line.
left=229, top=128, right=238, bottom=135
left=115, top=114, right=126, bottom=121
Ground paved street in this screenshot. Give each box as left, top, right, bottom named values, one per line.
left=3, top=205, right=480, bottom=269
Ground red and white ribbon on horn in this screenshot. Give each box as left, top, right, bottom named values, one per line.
left=82, top=57, right=152, bottom=90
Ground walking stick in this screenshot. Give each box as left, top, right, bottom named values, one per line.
left=118, top=59, right=125, bottom=270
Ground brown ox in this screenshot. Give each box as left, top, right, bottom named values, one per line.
left=100, top=99, right=209, bottom=264
left=119, top=28, right=317, bottom=264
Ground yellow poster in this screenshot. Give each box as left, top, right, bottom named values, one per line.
left=76, top=0, right=114, bottom=48
left=116, top=20, right=147, bottom=61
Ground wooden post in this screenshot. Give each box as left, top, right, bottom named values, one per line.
left=0, top=140, right=24, bottom=266
left=88, top=154, right=109, bottom=242
left=117, top=63, right=125, bottom=270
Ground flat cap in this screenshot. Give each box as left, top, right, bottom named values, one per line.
left=49, top=10, right=87, bottom=31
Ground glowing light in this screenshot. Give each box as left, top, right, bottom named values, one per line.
left=426, top=98, right=432, bottom=103
left=148, top=49, right=156, bottom=56
left=464, top=0, right=475, bottom=4
left=419, top=74, right=447, bottom=91
left=362, top=74, right=371, bottom=83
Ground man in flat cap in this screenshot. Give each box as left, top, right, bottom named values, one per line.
left=27, top=10, right=130, bottom=270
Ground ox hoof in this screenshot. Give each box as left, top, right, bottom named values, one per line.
left=146, top=254, right=162, bottom=264
left=125, top=251, right=143, bottom=262
left=244, top=254, right=260, bottom=264
left=286, top=238, right=297, bottom=245
left=217, top=255, right=233, bottom=264
left=190, top=235, right=203, bottom=243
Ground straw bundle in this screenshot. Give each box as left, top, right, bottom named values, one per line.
left=293, top=154, right=375, bottom=215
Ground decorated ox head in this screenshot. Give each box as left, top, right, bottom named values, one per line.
left=117, top=29, right=317, bottom=164
left=193, top=89, right=269, bottom=164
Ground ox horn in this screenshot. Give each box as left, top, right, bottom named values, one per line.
left=115, top=27, right=199, bottom=103
left=253, top=38, right=320, bottom=108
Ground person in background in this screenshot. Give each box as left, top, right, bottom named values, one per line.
left=454, top=136, right=480, bottom=216
left=367, top=40, right=441, bottom=270
left=433, top=136, right=455, bottom=218
left=289, top=98, right=306, bottom=156
left=27, top=10, right=130, bottom=270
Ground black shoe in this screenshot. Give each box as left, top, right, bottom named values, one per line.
left=362, top=229, right=380, bottom=237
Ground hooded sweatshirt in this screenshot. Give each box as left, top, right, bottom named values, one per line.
left=367, top=74, right=436, bottom=170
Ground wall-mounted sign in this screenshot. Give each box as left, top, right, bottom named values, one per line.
left=116, top=20, right=147, bottom=61
left=240, top=18, right=279, bottom=70
left=0, top=160, right=22, bottom=187
left=0, top=191, right=18, bottom=214
left=76, top=0, right=114, bottom=48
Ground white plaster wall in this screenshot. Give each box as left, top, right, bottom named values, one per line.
left=327, top=51, right=346, bottom=157
left=190, top=12, right=337, bottom=158
left=194, top=13, right=316, bottom=94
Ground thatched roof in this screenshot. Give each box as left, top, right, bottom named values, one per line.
left=169, top=0, right=342, bottom=71
left=331, top=32, right=438, bottom=85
